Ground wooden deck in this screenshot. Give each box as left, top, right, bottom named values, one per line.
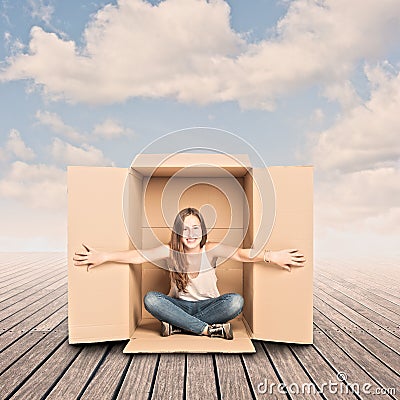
left=0, top=253, right=398, bottom=399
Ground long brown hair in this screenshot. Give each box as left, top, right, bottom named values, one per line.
left=168, top=207, right=207, bottom=293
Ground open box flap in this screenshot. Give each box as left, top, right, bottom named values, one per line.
left=243, top=167, right=314, bottom=344
left=68, top=167, right=133, bottom=344
left=123, top=318, right=255, bottom=353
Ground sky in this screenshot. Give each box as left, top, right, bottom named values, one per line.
left=0, top=0, right=399, bottom=262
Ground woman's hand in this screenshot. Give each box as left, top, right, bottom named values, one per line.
left=73, top=244, right=108, bottom=271
left=269, top=249, right=306, bottom=272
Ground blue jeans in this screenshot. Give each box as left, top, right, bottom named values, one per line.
left=144, top=291, right=244, bottom=335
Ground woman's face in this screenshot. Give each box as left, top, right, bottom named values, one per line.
left=181, top=214, right=203, bottom=250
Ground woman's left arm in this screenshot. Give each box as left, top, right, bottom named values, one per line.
left=207, top=243, right=306, bottom=271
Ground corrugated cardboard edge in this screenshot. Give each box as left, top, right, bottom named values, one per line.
left=123, top=338, right=256, bottom=354
left=249, top=335, right=314, bottom=345
left=123, top=318, right=256, bottom=354
left=68, top=323, right=131, bottom=344
left=69, top=336, right=129, bottom=345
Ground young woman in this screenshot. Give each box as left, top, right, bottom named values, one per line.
left=73, top=207, right=306, bottom=340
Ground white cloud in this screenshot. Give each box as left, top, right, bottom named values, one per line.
left=309, top=108, right=325, bottom=125
left=28, top=0, right=54, bottom=25
left=310, top=64, right=400, bottom=173
left=92, top=118, right=133, bottom=139
left=308, top=63, right=400, bottom=245
left=0, top=161, right=66, bottom=209
left=323, top=80, right=361, bottom=111
left=4, top=31, right=11, bottom=45
left=315, top=167, right=400, bottom=231
left=2, top=0, right=399, bottom=109
left=0, top=129, right=36, bottom=162
left=36, top=110, right=133, bottom=142
left=49, top=137, right=114, bottom=166
left=35, top=110, right=85, bottom=142
left=314, top=165, right=400, bottom=260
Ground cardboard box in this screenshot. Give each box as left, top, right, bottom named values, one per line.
left=67, top=153, right=313, bottom=353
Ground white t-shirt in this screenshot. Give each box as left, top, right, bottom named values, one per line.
left=168, top=246, right=220, bottom=301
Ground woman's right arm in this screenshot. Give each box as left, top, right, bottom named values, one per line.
left=73, top=244, right=170, bottom=270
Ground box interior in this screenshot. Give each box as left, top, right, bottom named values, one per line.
left=124, top=156, right=256, bottom=353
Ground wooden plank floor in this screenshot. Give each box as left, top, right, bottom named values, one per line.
left=0, top=253, right=398, bottom=399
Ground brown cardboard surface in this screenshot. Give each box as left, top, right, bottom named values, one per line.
left=68, top=167, right=132, bottom=343
left=126, top=170, right=144, bottom=334
left=129, top=264, right=142, bottom=335
left=242, top=263, right=254, bottom=333
left=142, top=176, right=245, bottom=229
left=68, top=156, right=313, bottom=351
left=123, top=318, right=255, bottom=353
left=215, top=268, right=243, bottom=296
left=131, top=153, right=251, bottom=177
left=251, top=262, right=313, bottom=343
left=141, top=268, right=170, bottom=319
left=247, top=166, right=313, bottom=343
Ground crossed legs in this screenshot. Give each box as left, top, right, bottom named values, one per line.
left=143, top=291, right=244, bottom=335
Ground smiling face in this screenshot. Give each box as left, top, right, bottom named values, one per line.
left=181, top=214, right=203, bottom=250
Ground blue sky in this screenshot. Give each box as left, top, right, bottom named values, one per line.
left=0, top=0, right=399, bottom=261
